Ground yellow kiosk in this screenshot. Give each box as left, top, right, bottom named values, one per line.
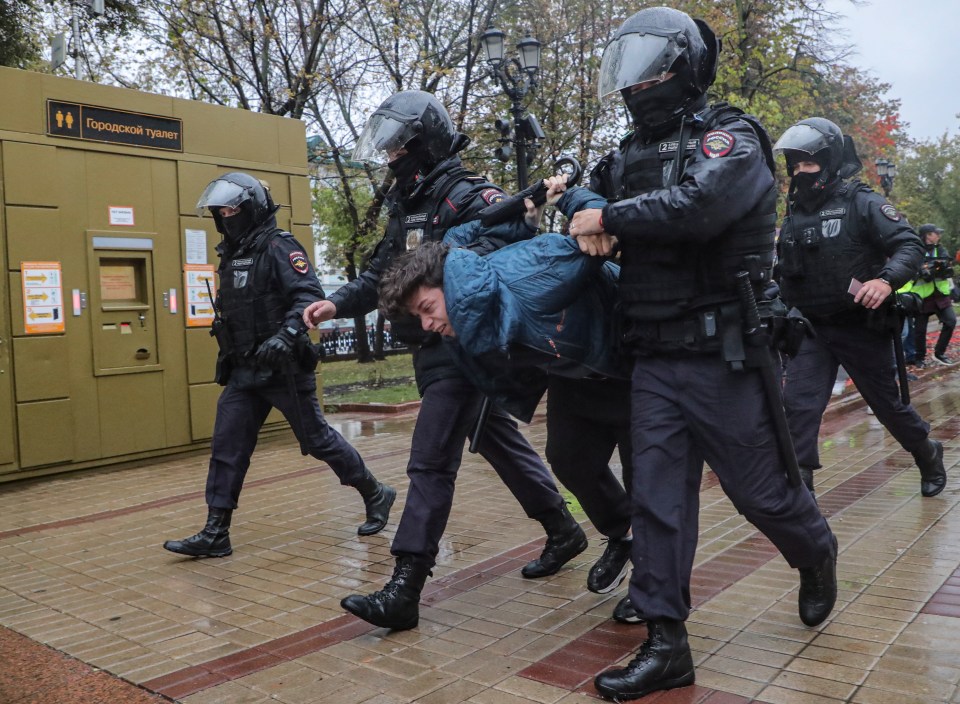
left=0, top=66, right=314, bottom=480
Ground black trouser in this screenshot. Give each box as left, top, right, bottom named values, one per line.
left=391, top=375, right=564, bottom=566
left=784, top=324, right=930, bottom=472
left=546, top=376, right=632, bottom=540
left=629, top=355, right=834, bottom=622
left=912, top=303, right=956, bottom=361
left=206, top=373, right=367, bottom=509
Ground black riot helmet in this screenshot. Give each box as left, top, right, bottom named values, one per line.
left=774, top=118, right=862, bottom=209
left=353, top=91, right=459, bottom=169
left=196, top=172, right=278, bottom=243
left=598, top=7, right=720, bottom=132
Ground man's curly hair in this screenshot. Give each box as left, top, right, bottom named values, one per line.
left=378, top=241, right=450, bottom=318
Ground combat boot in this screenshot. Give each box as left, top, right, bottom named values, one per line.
left=340, top=556, right=431, bottom=630
left=912, top=439, right=947, bottom=497
left=521, top=503, right=588, bottom=578
left=798, top=532, right=838, bottom=627
left=587, top=536, right=632, bottom=593
left=355, top=471, right=397, bottom=536
left=612, top=595, right=644, bottom=625
left=163, top=508, right=233, bottom=557
left=594, top=618, right=695, bottom=701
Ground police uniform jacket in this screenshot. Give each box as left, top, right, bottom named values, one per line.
left=326, top=152, right=511, bottom=392
left=777, top=181, right=923, bottom=322
left=589, top=103, right=780, bottom=352
left=216, top=215, right=323, bottom=385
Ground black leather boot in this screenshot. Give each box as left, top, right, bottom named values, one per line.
left=612, top=595, right=644, bottom=625
left=163, top=508, right=233, bottom=557
left=798, top=532, right=838, bottom=627
left=912, top=439, right=947, bottom=497
left=587, top=536, right=632, bottom=593
left=355, top=472, right=397, bottom=536
left=340, top=556, right=432, bottom=630
left=522, top=503, right=588, bottom=578
left=594, top=619, right=695, bottom=701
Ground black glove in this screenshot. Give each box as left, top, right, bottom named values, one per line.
left=256, top=325, right=299, bottom=369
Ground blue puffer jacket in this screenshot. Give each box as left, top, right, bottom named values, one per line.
left=440, top=187, right=623, bottom=421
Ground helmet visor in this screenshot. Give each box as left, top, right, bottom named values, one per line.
left=353, top=111, right=422, bottom=165
left=196, top=179, right=251, bottom=217
left=598, top=32, right=682, bottom=99
left=773, top=124, right=834, bottom=156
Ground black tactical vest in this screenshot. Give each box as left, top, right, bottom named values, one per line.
left=218, top=229, right=289, bottom=359
left=602, top=105, right=778, bottom=325
left=778, top=183, right=871, bottom=319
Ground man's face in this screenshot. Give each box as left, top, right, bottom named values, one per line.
left=408, top=285, right=454, bottom=337
left=791, top=160, right=821, bottom=175
left=926, top=231, right=941, bottom=246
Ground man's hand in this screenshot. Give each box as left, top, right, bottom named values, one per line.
left=569, top=208, right=604, bottom=237
left=523, top=197, right=546, bottom=230
left=854, top=278, right=893, bottom=310
left=256, top=326, right=298, bottom=368
left=576, top=234, right=619, bottom=257
left=544, top=174, right=568, bottom=206
left=303, top=300, right=337, bottom=329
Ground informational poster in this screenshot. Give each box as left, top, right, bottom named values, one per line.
left=108, top=206, right=135, bottom=226
left=21, top=261, right=65, bottom=334
left=184, top=228, right=208, bottom=265
left=183, top=264, right=216, bottom=328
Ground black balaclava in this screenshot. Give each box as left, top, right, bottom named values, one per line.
left=218, top=206, right=256, bottom=246
left=388, top=136, right=427, bottom=193
left=787, top=149, right=837, bottom=211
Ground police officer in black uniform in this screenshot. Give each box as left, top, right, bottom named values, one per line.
left=564, top=9, right=839, bottom=701
left=164, top=173, right=395, bottom=558
left=774, top=118, right=948, bottom=499
left=303, top=91, right=584, bottom=631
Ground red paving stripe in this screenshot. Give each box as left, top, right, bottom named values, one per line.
left=520, top=449, right=918, bottom=696
left=141, top=543, right=536, bottom=699
left=922, top=568, right=960, bottom=619
left=0, top=448, right=407, bottom=541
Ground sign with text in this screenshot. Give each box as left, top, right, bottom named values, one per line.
left=184, top=264, right=217, bottom=328
left=47, top=100, right=183, bottom=152
left=21, top=261, right=65, bottom=334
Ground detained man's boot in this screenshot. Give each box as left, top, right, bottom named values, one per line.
left=587, top=536, right=632, bottom=593
left=912, top=439, right=947, bottom=497
left=163, top=508, right=233, bottom=557
left=340, top=556, right=431, bottom=630
left=798, top=532, right=838, bottom=627
left=594, top=618, right=695, bottom=701
left=355, top=471, right=397, bottom=536
left=521, top=502, right=588, bottom=578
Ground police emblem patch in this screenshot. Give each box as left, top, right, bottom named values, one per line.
left=702, top=130, right=735, bottom=158
left=289, top=251, right=309, bottom=274
left=480, top=188, right=504, bottom=205
left=880, top=203, right=901, bottom=222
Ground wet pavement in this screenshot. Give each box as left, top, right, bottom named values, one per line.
left=2, top=362, right=960, bottom=704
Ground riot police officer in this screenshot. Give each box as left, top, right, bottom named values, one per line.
left=565, top=8, right=839, bottom=701
left=774, top=118, right=947, bottom=498
left=163, top=173, right=395, bottom=558
left=303, top=92, right=583, bottom=631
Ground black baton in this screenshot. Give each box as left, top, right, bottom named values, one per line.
left=890, top=303, right=911, bottom=405
left=736, top=271, right=802, bottom=488
left=468, top=397, right=492, bottom=454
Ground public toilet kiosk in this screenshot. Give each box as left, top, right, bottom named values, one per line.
left=0, top=66, right=315, bottom=481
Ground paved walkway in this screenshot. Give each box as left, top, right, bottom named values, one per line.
left=2, top=364, right=960, bottom=704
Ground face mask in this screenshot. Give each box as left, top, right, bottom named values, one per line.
left=622, top=78, right=694, bottom=132
left=789, top=171, right=831, bottom=210
left=388, top=152, right=422, bottom=188
left=220, top=207, right=255, bottom=244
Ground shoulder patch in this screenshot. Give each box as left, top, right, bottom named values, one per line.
left=702, top=130, right=736, bottom=158
left=289, top=251, right=309, bottom=274
left=480, top=188, right=505, bottom=206
left=880, top=203, right=901, bottom=222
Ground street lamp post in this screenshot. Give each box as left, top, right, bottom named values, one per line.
left=876, top=158, right=897, bottom=198
left=480, top=27, right=543, bottom=190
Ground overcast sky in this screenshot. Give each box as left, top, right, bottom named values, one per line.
left=823, top=0, right=959, bottom=142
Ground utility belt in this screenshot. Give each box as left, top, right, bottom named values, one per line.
left=625, top=297, right=810, bottom=362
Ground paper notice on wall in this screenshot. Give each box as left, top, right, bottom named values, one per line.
left=185, top=229, right=207, bottom=265
left=184, top=264, right=216, bottom=328
left=22, top=261, right=65, bottom=334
